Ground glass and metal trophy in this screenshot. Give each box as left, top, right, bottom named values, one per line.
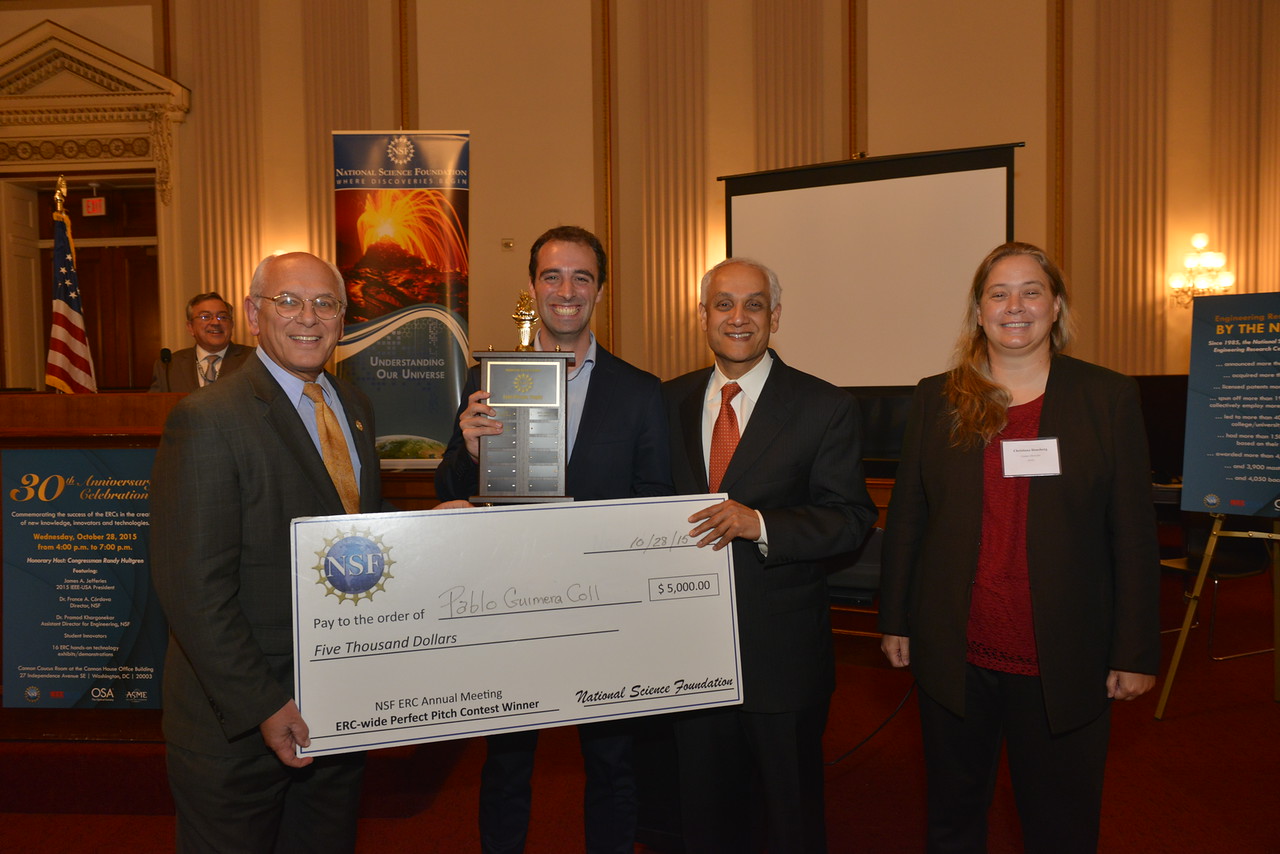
left=472, top=292, right=574, bottom=503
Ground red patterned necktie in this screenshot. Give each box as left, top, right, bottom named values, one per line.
left=708, top=382, right=741, bottom=492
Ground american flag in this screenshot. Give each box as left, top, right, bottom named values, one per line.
left=45, top=210, right=97, bottom=394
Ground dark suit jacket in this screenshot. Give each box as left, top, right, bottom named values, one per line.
left=436, top=345, right=672, bottom=502
left=664, top=353, right=877, bottom=713
left=149, top=342, right=256, bottom=392
left=150, top=355, right=382, bottom=755
left=878, top=355, right=1161, bottom=733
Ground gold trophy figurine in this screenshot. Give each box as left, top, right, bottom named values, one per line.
left=513, top=291, right=539, bottom=351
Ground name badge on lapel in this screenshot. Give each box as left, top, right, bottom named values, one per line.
left=1001, top=437, right=1061, bottom=477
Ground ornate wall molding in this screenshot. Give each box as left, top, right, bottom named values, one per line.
left=0, top=21, right=189, bottom=203
left=0, top=135, right=150, bottom=161
left=0, top=48, right=143, bottom=93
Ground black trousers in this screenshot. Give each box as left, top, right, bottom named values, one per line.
left=166, top=742, right=365, bottom=854
left=918, top=665, right=1111, bottom=854
left=478, top=720, right=636, bottom=854
left=674, top=701, right=830, bottom=854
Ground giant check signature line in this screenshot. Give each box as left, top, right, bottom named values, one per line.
left=442, top=598, right=644, bottom=620
left=582, top=545, right=701, bottom=555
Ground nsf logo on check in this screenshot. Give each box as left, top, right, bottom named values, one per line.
left=312, top=527, right=396, bottom=604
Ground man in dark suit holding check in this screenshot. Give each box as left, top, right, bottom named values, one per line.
left=663, top=257, right=877, bottom=853
left=150, top=252, right=383, bottom=853
left=436, top=225, right=672, bottom=853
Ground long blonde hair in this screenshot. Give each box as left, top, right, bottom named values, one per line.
left=943, top=242, right=1072, bottom=448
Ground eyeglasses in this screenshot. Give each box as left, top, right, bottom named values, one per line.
left=259, top=293, right=345, bottom=321
left=192, top=312, right=232, bottom=323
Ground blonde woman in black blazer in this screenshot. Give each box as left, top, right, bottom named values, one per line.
left=879, top=243, right=1160, bottom=853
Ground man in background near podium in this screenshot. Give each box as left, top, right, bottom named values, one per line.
left=664, top=258, right=877, bottom=853
left=149, top=291, right=255, bottom=392
left=151, top=253, right=382, bottom=853
left=436, top=225, right=672, bottom=854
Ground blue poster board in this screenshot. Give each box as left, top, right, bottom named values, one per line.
left=1181, top=292, right=1280, bottom=516
left=3, top=449, right=167, bottom=708
left=332, top=131, right=471, bottom=469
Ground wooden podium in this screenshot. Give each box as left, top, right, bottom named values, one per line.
left=0, top=391, right=182, bottom=448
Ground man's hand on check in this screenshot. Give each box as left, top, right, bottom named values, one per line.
left=688, top=499, right=760, bottom=550
left=460, top=389, right=503, bottom=462
left=434, top=500, right=474, bottom=510
left=260, top=699, right=314, bottom=769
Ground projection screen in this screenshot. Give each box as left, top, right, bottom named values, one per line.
left=724, top=144, right=1019, bottom=388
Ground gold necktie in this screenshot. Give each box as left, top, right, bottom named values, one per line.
left=302, top=382, right=360, bottom=514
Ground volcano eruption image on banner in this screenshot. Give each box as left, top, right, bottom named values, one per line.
left=333, top=132, right=470, bottom=467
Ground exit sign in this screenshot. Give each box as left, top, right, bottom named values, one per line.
left=82, top=196, right=106, bottom=217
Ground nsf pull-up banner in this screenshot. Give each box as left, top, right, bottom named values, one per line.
left=333, top=131, right=471, bottom=468
left=2, top=449, right=166, bottom=707
left=1181, top=292, right=1280, bottom=516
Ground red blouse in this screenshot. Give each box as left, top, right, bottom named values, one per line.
left=966, top=395, right=1044, bottom=675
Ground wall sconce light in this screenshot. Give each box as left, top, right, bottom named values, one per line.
left=1169, top=233, right=1235, bottom=307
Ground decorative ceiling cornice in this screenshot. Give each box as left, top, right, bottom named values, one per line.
left=1, top=104, right=181, bottom=126
left=0, top=21, right=185, bottom=99
left=0, top=48, right=145, bottom=95
left=0, top=20, right=190, bottom=204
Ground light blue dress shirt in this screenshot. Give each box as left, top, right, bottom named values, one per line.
left=256, top=349, right=362, bottom=487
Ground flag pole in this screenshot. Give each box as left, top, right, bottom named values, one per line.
left=45, top=175, right=97, bottom=394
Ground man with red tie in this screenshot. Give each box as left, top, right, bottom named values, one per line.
left=663, top=257, right=877, bottom=853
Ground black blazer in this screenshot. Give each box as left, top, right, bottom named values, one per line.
left=435, top=345, right=672, bottom=502
left=150, top=355, right=383, bottom=755
left=878, top=355, right=1161, bottom=733
left=664, top=354, right=877, bottom=712
left=149, top=342, right=256, bottom=392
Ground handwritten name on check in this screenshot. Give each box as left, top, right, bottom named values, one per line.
left=291, top=495, right=741, bottom=757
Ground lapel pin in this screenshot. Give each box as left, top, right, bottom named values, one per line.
left=355, top=420, right=364, bottom=432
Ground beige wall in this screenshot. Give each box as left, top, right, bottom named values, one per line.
left=863, top=0, right=1053, bottom=248
left=0, top=3, right=157, bottom=67
left=412, top=0, right=600, bottom=358
left=6, top=0, right=1277, bottom=381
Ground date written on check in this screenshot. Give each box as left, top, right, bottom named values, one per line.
left=290, top=494, right=742, bottom=757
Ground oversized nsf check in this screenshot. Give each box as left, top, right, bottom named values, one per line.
left=290, top=494, right=741, bottom=757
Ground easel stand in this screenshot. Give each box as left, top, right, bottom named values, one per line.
left=1155, top=514, right=1279, bottom=719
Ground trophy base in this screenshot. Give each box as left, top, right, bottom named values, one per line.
left=470, top=495, right=575, bottom=505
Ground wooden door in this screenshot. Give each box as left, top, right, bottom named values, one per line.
left=37, top=185, right=159, bottom=391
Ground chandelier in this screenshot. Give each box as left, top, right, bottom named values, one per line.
left=1169, top=233, right=1235, bottom=307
